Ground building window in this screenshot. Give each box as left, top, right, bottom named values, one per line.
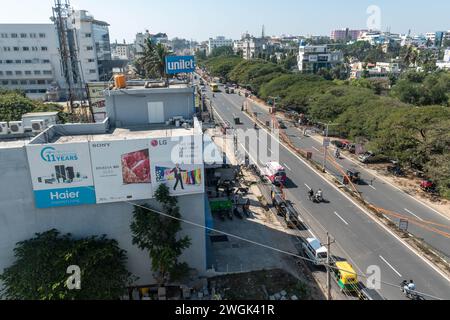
left=30, top=33, right=37, bottom=38
left=2, top=80, right=9, bottom=85
left=1, top=33, right=8, bottom=38
left=15, top=71, right=22, bottom=75
left=25, top=60, right=32, bottom=64
left=41, top=46, right=48, bottom=51
left=22, top=47, right=29, bottom=51
left=86, top=46, right=94, bottom=51
left=6, top=71, right=13, bottom=76
left=89, top=69, right=96, bottom=74
left=11, top=33, right=18, bottom=38
left=20, top=80, right=27, bottom=85
left=39, top=33, right=46, bottom=38
left=34, top=70, right=41, bottom=75
left=42, top=59, right=50, bottom=64
left=13, top=47, right=19, bottom=52
left=43, top=70, right=52, bottom=75
left=32, top=46, right=38, bottom=51
left=15, top=60, right=21, bottom=64
left=3, top=47, right=11, bottom=51
left=20, top=33, right=27, bottom=38
left=37, top=80, right=46, bottom=85
left=38, top=89, right=46, bottom=93
left=25, top=71, right=32, bottom=75
left=87, top=58, right=95, bottom=63
left=0, top=71, right=3, bottom=75
left=11, top=80, right=18, bottom=85
left=29, top=80, right=36, bottom=85
left=85, top=33, right=92, bottom=38
left=6, top=60, right=13, bottom=64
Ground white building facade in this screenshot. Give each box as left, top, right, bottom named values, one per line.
left=0, top=24, right=65, bottom=100
left=207, top=36, right=233, bottom=55
left=298, top=44, right=344, bottom=73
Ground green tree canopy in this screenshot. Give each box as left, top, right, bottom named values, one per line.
left=0, top=230, right=132, bottom=300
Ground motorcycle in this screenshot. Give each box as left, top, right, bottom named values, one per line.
left=313, top=193, right=323, bottom=203
left=400, top=281, right=423, bottom=300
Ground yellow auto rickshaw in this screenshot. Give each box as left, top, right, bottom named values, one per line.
left=333, top=261, right=359, bottom=293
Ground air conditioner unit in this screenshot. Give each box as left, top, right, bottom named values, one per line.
left=0, top=122, right=8, bottom=135
left=31, top=119, right=47, bottom=133
left=9, top=121, right=24, bottom=134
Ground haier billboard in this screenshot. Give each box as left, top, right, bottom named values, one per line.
left=165, top=55, right=196, bottom=74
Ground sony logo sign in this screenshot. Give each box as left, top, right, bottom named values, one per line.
left=91, top=143, right=111, bottom=148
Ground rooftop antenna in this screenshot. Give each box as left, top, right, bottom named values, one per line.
left=262, top=25, right=265, bottom=39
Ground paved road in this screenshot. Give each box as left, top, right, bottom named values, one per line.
left=244, top=99, right=450, bottom=260
left=199, top=79, right=450, bottom=300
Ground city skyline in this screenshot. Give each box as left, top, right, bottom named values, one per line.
left=1, top=0, right=449, bottom=43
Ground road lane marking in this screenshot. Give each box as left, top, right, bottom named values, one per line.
left=369, top=185, right=377, bottom=190
left=380, top=255, right=402, bottom=278
left=312, top=146, right=320, bottom=152
left=214, top=94, right=450, bottom=285
left=404, top=208, right=424, bottom=221
left=304, top=184, right=311, bottom=190
left=334, top=212, right=349, bottom=226
left=283, top=163, right=292, bottom=171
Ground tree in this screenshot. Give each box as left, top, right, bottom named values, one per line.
left=0, top=230, right=132, bottom=300
left=130, top=184, right=191, bottom=286
left=0, top=91, right=35, bottom=122
left=136, top=39, right=171, bottom=79
left=210, top=46, right=234, bottom=58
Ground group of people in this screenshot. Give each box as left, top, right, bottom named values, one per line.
left=308, top=188, right=323, bottom=202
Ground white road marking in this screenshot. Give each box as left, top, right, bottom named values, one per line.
left=283, top=163, right=292, bottom=171
left=215, top=94, right=450, bottom=285
left=304, top=184, right=311, bottom=190
left=334, top=212, right=349, bottom=226
left=312, top=146, right=320, bottom=152
left=404, top=208, right=424, bottom=221
left=380, top=255, right=403, bottom=278
left=369, top=185, right=377, bottom=190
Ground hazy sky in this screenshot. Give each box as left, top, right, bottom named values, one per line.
left=1, top=0, right=449, bottom=42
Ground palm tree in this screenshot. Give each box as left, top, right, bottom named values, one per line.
left=137, top=39, right=171, bottom=79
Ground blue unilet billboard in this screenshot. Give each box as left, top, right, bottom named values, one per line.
left=165, top=55, right=196, bottom=74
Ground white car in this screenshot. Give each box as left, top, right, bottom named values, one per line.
left=302, top=238, right=328, bottom=265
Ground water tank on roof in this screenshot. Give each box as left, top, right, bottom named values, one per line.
left=114, top=74, right=127, bottom=89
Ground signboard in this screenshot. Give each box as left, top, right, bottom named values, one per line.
left=89, top=140, right=153, bottom=204
left=26, top=143, right=96, bottom=208
left=318, top=55, right=329, bottom=62
left=308, top=55, right=318, bottom=62
left=86, top=82, right=108, bottom=123
left=165, top=55, right=196, bottom=74
left=150, top=135, right=205, bottom=196
left=399, top=219, right=409, bottom=232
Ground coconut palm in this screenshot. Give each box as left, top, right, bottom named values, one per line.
left=137, top=39, right=172, bottom=79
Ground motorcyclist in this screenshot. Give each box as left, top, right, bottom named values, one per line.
left=334, top=148, right=340, bottom=159
left=402, top=280, right=416, bottom=297
left=315, top=189, right=323, bottom=202
left=308, top=189, right=314, bottom=200
left=254, top=123, right=258, bottom=130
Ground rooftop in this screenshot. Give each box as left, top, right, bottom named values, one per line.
left=49, top=124, right=199, bottom=145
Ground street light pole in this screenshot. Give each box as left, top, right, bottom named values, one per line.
left=322, top=123, right=329, bottom=172
left=326, top=232, right=335, bottom=300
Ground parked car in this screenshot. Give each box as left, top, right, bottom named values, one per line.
left=302, top=238, right=328, bottom=266
left=358, top=152, right=375, bottom=163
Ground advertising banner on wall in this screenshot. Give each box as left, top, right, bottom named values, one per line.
left=89, top=140, right=153, bottom=204
left=149, top=135, right=205, bottom=196
left=26, top=143, right=96, bottom=208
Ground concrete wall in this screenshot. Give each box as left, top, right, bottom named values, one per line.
left=0, top=145, right=206, bottom=288
left=105, top=88, right=195, bottom=127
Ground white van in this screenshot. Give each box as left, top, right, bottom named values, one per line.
left=302, top=238, right=328, bottom=265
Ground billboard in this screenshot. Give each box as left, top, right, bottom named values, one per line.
left=165, top=55, right=196, bottom=74
left=26, top=143, right=96, bottom=208
left=86, top=82, right=108, bottom=123
left=89, top=140, right=153, bottom=204
left=149, top=135, right=205, bottom=196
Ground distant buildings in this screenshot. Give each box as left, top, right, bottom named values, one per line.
left=350, top=61, right=400, bottom=80
left=233, top=33, right=265, bottom=60
left=208, top=36, right=233, bottom=55
left=111, top=42, right=132, bottom=60
left=0, top=8, right=113, bottom=100
left=134, top=31, right=169, bottom=56
left=436, top=48, right=450, bottom=70
left=425, top=31, right=450, bottom=47
left=331, top=28, right=367, bottom=42
left=297, top=44, right=344, bottom=73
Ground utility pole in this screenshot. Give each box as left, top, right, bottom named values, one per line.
left=322, top=124, right=329, bottom=172
left=326, top=232, right=335, bottom=301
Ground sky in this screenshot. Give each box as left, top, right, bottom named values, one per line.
left=1, top=0, right=449, bottom=43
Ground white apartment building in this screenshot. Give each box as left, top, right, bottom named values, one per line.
left=112, top=43, right=131, bottom=60
left=134, top=31, right=169, bottom=56
left=436, top=48, right=450, bottom=70
left=67, top=10, right=112, bottom=82
left=207, top=36, right=233, bottom=55
left=0, top=24, right=65, bottom=100
left=298, top=44, right=344, bottom=73
left=233, top=34, right=264, bottom=60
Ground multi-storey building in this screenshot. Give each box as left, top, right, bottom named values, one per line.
left=0, top=24, right=65, bottom=100
left=112, top=42, right=131, bottom=61
left=297, top=44, right=344, bottom=73
left=331, top=29, right=367, bottom=42
left=207, top=36, right=233, bottom=55
left=134, top=31, right=169, bottom=56
left=233, top=33, right=264, bottom=60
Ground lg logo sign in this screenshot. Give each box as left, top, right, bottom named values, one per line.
left=151, top=139, right=167, bottom=147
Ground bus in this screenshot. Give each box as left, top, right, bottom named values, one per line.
left=210, top=83, right=219, bottom=92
